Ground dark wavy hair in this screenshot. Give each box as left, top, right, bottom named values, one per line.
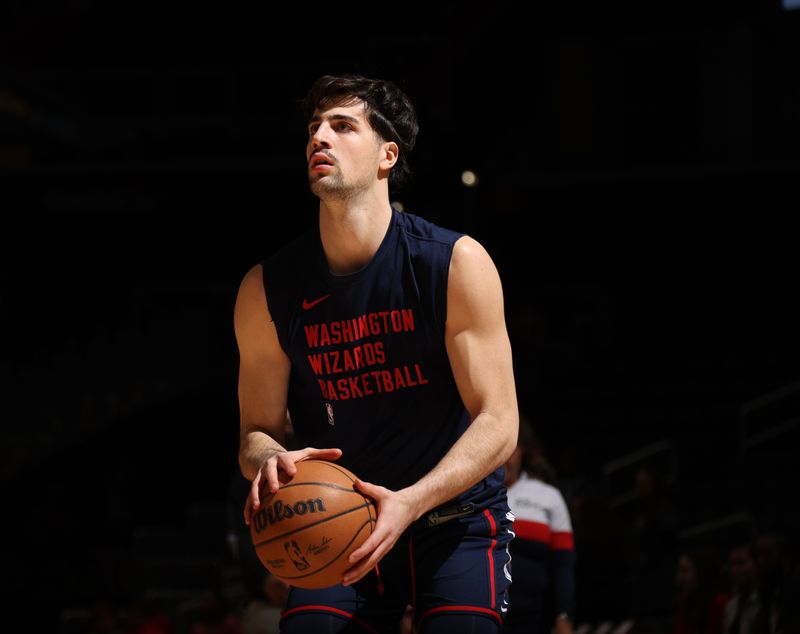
left=300, top=74, right=419, bottom=191
left=518, top=414, right=558, bottom=485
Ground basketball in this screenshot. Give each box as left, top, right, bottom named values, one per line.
left=249, top=459, right=377, bottom=589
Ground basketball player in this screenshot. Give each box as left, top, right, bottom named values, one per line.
left=235, top=74, right=519, bottom=633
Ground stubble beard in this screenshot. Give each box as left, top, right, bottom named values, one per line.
left=309, top=170, right=347, bottom=198
left=309, top=168, right=368, bottom=202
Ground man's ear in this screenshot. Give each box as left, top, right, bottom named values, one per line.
left=379, top=141, right=399, bottom=172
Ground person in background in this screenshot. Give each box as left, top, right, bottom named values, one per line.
left=723, top=541, right=760, bottom=634
left=752, top=529, right=800, bottom=634
left=502, top=414, right=576, bottom=634
left=673, top=546, right=729, bottom=634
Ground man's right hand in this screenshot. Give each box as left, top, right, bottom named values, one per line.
left=243, top=446, right=342, bottom=525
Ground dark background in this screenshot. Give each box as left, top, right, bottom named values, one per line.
left=2, top=1, right=799, bottom=631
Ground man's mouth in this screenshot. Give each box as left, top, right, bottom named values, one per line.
left=310, top=153, right=335, bottom=169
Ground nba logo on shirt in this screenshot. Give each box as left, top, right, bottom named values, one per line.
left=325, top=402, right=335, bottom=425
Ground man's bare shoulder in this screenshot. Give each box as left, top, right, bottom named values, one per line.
left=235, top=263, right=268, bottom=322
left=237, top=263, right=266, bottom=300
left=450, top=235, right=498, bottom=277
left=447, top=235, right=504, bottom=328
left=240, top=262, right=264, bottom=288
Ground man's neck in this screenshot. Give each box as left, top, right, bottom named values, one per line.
left=318, top=190, right=393, bottom=275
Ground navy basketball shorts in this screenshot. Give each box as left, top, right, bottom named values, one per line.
left=280, top=503, right=513, bottom=633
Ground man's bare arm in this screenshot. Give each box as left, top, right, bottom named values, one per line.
left=343, top=236, right=518, bottom=584
left=235, top=264, right=292, bottom=479
left=234, top=264, right=341, bottom=524
left=398, top=235, right=519, bottom=511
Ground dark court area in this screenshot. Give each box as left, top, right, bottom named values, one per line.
left=1, top=1, right=799, bottom=632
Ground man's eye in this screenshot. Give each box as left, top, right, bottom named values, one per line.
left=336, top=123, right=351, bottom=132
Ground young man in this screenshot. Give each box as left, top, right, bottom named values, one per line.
left=235, top=74, right=519, bottom=633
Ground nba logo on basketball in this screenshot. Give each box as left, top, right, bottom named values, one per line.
left=325, top=402, right=334, bottom=425
left=284, top=540, right=310, bottom=570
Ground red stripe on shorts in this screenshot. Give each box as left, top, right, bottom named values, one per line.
left=281, top=605, right=378, bottom=633
left=419, top=604, right=502, bottom=626
left=483, top=509, right=497, bottom=609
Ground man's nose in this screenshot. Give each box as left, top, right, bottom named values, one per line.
left=310, top=123, right=332, bottom=149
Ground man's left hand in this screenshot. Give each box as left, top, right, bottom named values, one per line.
left=341, top=479, right=420, bottom=586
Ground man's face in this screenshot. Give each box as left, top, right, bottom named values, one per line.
left=754, top=534, right=783, bottom=582
left=728, top=546, right=756, bottom=592
left=675, top=554, right=697, bottom=592
left=306, top=100, right=384, bottom=198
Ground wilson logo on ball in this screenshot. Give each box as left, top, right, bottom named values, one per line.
left=253, top=498, right=327, bottom=534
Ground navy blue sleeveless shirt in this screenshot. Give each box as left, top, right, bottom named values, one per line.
left=261, top=208, right=505, bottom=509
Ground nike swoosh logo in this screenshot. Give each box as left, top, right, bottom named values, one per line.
left=302, top=294, right=331, bottom=310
